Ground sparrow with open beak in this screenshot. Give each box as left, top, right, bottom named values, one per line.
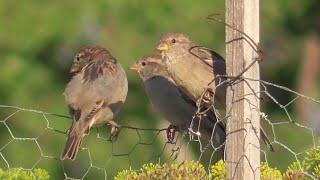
left=129, top=54, right=226, bottom=148
left=156, top=32, right=274, bottom=152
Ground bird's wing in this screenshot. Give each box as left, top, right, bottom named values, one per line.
left=206, top=109, right=226, bottom=132
left=68, top=99, right=105, bottom=134
left=83, top=100, right=105, bottom=124
left=68, top=105, right=81, bottom=122
left=82, top=58, right=117, bottom=83
left=189, top=46, right=226, bottom=77
left=177, top=88, right=197, bottom=107
left=177, top=87, right=226, bottom=132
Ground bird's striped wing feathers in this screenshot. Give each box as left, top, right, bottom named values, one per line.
left=189, top=46, right=226, bottom=77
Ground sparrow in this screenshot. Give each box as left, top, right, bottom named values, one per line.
left=129, top=54, right=226, bottom=148
left=61, top=45, right=128, bottom=160
left=156, top=32, right=227, bottom=109
left=156, top=32, right=274, bottom=151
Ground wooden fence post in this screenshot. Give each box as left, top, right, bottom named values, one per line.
left=225, top=0, right=261, bottom=179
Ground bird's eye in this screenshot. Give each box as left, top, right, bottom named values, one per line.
left=141, top=61, right=146, bottom=67
left=171, top=39, right=176, bottom=44
left=76, top=56, right=80, bottom=61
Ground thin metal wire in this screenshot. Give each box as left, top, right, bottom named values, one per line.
left=0, top=77, right=319, bottom=179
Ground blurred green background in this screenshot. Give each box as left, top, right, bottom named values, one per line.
left=0, top=0, right=319, bottom=179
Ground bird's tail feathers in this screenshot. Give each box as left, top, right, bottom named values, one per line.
left=61, top=133, right=83, bottom=160
left=260, top=127, right=275, bottom=152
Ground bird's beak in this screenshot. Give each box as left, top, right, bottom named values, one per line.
left=156, top=43, right=169, bottom=52
left=70, top=63, right=81, bottom=74
left=128, top=64, right=141, bottom=73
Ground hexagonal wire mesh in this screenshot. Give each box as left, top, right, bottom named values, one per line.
left=0, top=73, right=319, bottom=179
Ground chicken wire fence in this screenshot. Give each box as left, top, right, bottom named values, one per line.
left=0, top=77, right=319, bottom=179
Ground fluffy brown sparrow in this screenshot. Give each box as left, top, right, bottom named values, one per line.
left=61, top=45, right=128, bottom=160
left=156, top=32, right=274, bottom=151
left=129, top=54, right=225, bottom=148
left=156, top=32, right=227, bottom=109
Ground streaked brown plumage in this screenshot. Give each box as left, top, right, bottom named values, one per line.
left=61, top=45, right=128, bottom=160
left=156, top=32, right=274, bottom=152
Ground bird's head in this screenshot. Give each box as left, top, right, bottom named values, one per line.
left=70, top=46, right=114, bottom=74
left=129, top=54, right=166, bottom=81
left=156, top=32, right=194, bottom=62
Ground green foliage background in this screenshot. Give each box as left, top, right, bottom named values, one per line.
left=0, top=0, right=319, bottom=179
